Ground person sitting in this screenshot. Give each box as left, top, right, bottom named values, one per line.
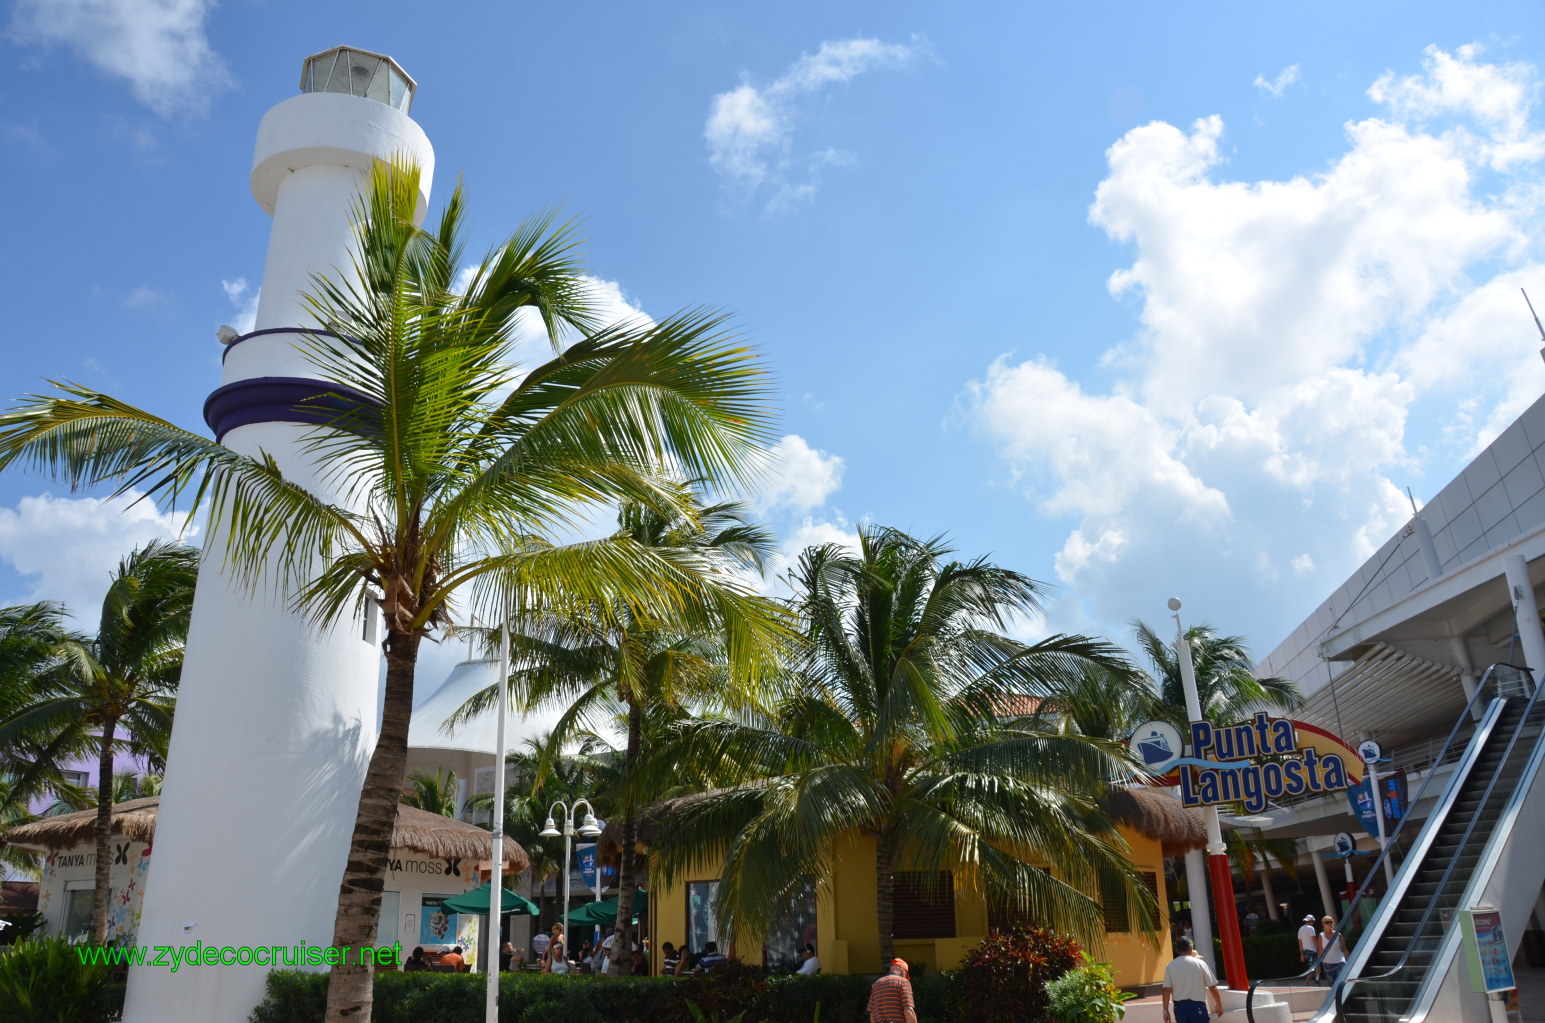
left=661, top=941, right=680, bottom=976
left=578, top=939, right=597, bottom=974
left=403, top=946, right=428, bottom=972
left=439, top=945, right=467, bottom=972
left=630, top=949, right=648, bottom=976
left=694, top=941, right=728, bottom=973
left=499, top=940, right=515, bottom=972
left=542, top=939, right=570, bottom=974
left=797, top=942, right=820, bottom=975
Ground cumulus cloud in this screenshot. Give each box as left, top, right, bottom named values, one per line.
left=965, top=44, right=1545, bottom=646
left=221, top=278, right=259, bottom=334
left=9, top=0, right=230, bottom=118
left=1254, top=64, right=1301, bottom=98
left=753, top=435, right=844, bottom=512
left=0, top=492, right=197, bottom=621
left=705, top=36, right=926, bottom=210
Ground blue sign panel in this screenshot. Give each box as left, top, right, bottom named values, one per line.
left=577, top=843, right=599, bottom=895
left=1348, top=778, right=1378, bottom=837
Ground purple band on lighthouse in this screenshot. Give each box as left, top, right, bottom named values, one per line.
left=203, top=376, right=379, bottom=443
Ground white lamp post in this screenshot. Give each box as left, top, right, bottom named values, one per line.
left=539, top=798, right=602, bottom=968
left=485, top=625, right=510, bottom=1023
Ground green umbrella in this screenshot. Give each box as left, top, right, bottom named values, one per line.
left=566, top=891, right=647, bottom=927
left=440, top=882, right=539, bottom=917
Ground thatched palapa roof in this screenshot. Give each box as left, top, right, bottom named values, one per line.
left=1099, top=786, right=1209, bottom=857
left=1, top=797, right=529, bottom=872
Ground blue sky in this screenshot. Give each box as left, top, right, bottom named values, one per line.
left=3, top=1, right=1545, bottom=684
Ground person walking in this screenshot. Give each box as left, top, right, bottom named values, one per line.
left=1162, top=937, right=1224, bottom=1023
left=1298, top=914, right=1320, bottom=980
left=1318, top=916, right=1350, bottom=984
left=867, top=958, right=917, bottom=1023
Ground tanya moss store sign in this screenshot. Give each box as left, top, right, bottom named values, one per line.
left=1132, top=712, right=1361, bottom=814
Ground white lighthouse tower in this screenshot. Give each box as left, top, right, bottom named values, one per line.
left=124, top=48, right=433, bottom=1023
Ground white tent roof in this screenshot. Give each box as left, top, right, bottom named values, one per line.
left=407, top=657, right=511, bottom=755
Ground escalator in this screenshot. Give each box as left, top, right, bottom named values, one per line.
left=1295, top=664, right=1545, bottom=1022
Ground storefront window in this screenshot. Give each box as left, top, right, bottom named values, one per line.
left=763, top=877, right=818, bottom=972
left=63, top=887, right=93, bottom=940
left=378, top=891, right=400, bottom=947
left=420, top=895, right=456, bottom=946
left=686, top=881, right=720, bottom=955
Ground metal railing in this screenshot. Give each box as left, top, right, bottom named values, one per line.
left=1244, top=664, right=1532, bottom=1023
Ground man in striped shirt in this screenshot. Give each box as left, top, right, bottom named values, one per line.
left=867, top=958, right=918, bottom=1023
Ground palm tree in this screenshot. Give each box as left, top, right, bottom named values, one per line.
left=457, top=491, right=786, bottom=972
left=0, top=540, right=197, bottom=942
left=0, top=161, right=777, bottom=1020
left=0, top=602, right=85, bottom=815
left=0, top=778, right=43, bottom=879
left=645, top=525, right=1155, bottom=963
left=111, top=771, right=163, bottom=801
left=1131, top=620, right=1300, bottom=726
left=400, top=769, right=460, bottom=818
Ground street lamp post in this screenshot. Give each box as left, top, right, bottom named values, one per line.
left=539, top=798, right=602, bottom=968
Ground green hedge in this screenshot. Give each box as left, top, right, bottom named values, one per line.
left=1211, top=931, right=1357, bottom=984
left=249, top=970, right=961, bottom=1023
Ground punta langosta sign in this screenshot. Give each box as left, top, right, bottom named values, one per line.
left=1132, top=712, right=1359, bottom=815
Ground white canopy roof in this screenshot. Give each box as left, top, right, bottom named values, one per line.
left=408, top=657, right=512, bottom=754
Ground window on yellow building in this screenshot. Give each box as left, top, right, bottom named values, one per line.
left=1100, top=869, right=1158, bottom=932
left=893, top=871, right=955, bottom=939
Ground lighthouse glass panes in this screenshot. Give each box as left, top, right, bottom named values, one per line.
left=300, top=47, right=414, bottom=113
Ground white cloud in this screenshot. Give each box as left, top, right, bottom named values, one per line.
left=221, top=278, right=259, bottom=334
left=9, top=0, right=230, bottom=118
left=0, top=492, right=197, bottom=621
left=1254, top=64, right=1301, bottom=98
left=965, top=44, right=1545, bottom=648
left=125, top=284, right=170, bottom=310
left=754, top=435, right=844, bottom=512
left=1369, top=43, right=1543, bottom=168
left=705, top=36, right=926, bottom=210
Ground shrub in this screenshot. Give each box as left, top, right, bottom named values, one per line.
left=758, top=973, right=874, bottom=1023
left=250, top=966, right=962, bottom=1023
left=1211, top=931, right=1316, bottom=983
left=0, top=935, right=122, bottom=1023
left=250, top=971, right=688, bottom=1023
left=669, top=960, right=769, bottom=1023
left=1045, top=953, right=1134, bottom=1023
left=955, top=927, right=1082, bottom=1023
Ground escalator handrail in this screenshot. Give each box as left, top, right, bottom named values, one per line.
left=1333, top=666, right=1542, bottom=1017
left=1245, top=663, right=1525, bottom=1023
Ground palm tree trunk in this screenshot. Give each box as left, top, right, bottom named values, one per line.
left=876, top=833, right=896, bottom=965
left=324, top=628, right=421, bottom=1023
left=90, top=717, right=117, bottom=944
left=609, top=697, right=643, bottom=975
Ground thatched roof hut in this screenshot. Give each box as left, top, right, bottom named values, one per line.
left=598, top=784, right=1210, bottom=867
left=1098, top=786, right=1210, bottom=857
left=1, top=797, right=529, bottom=872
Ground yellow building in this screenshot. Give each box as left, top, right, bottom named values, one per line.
left=608, top=786, right=1206, bottom=988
